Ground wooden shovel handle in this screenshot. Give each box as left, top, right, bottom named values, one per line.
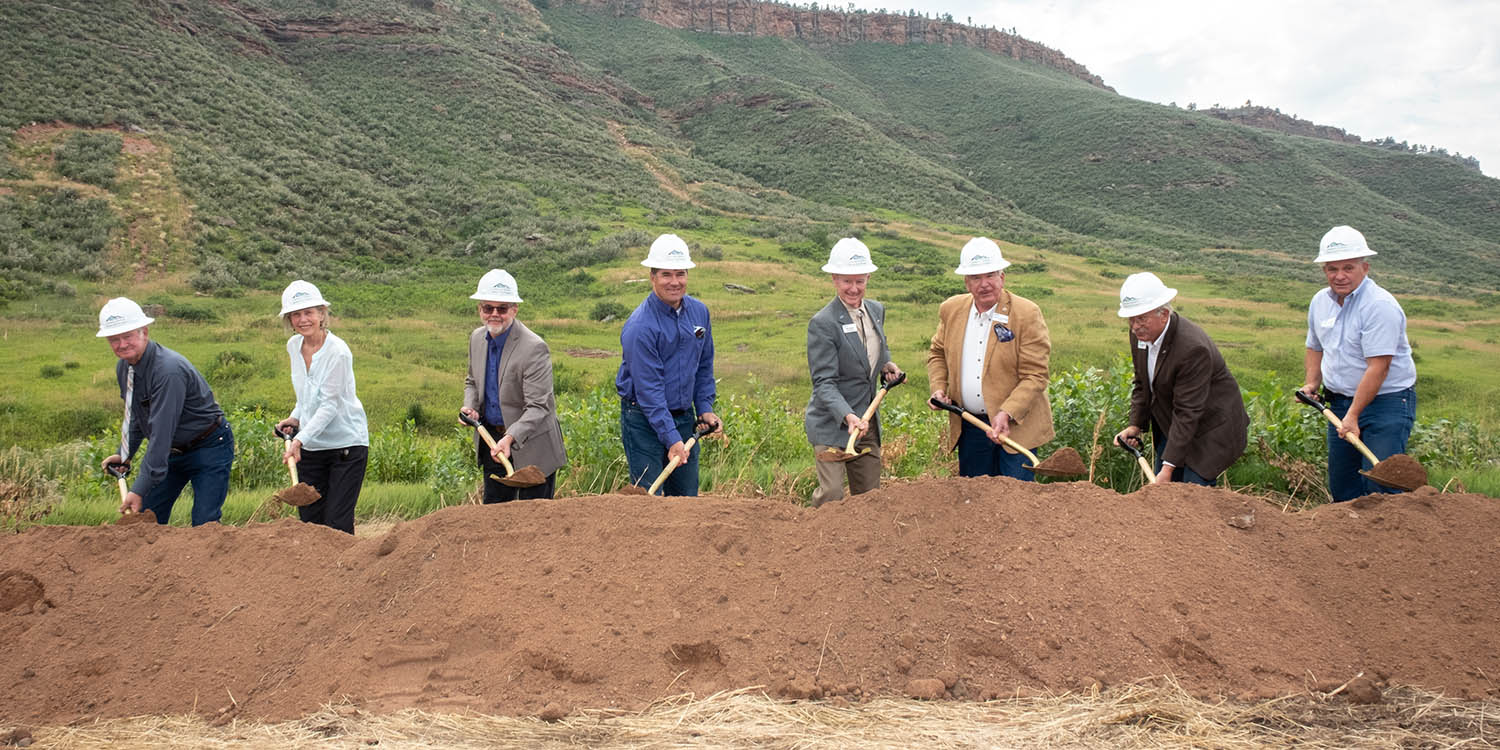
left=844, top=383, right=895, bottom=453
left=283, top=438, right=301, bottom=485
left=1114, top=435, right=1157, bottom=484
left=1295, top=390, right=1381, bottom=465
left=929, top=397, right=1040, bottom=464
left=644, top=423, right=716, bottom=495
left=473, top=423, right=518, bottom=475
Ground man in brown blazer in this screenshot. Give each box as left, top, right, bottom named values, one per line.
left=1112, top=272, right=1248, bottom=486
left=462, top=269, right=568, bottom=502
left=927, top=237, right=1055, bottom=479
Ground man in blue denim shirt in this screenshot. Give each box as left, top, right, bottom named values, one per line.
left=1300, top=226, right=1417, bottom=502
left=616, top=234, right=723, bottom=495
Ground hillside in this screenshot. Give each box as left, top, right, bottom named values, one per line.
left=2, top=0, right=1499, bottom=300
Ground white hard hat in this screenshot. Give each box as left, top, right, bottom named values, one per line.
left=1315, top=225, right=1377, bottom=263
left=96, top=297, right=154, bottom=337
left=278, top=280, right=331, bottom=316
left=953, top=237, right=1012, bottom=275
left=1117, top=272, right=1178, bottom=318
left=640, top=233, right=696, bottom=270
left=821, top=237, right=878, bottom=274
left=470, top=269, right=523, bottom=303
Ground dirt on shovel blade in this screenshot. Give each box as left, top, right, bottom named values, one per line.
left=1029, top=446, right=1087, bottom=477
left=815, top=447, right=865, bottom=463
left=274, top=483, right=322, bottom=507
left=113, top=509, right=156, bottom=526
left=1362, top=453, right=1428, bottom=491
left=495, top=465, right=546, bottom=488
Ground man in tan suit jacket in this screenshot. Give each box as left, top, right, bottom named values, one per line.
left=927, top=238, right=1055, bottom=479
left=461, top=269, right=567, bottom=502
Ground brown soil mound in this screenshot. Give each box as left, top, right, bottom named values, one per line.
left=2, top=480, right=1497, bottom=723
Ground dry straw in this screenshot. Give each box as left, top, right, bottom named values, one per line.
left=15, top=677, right=1496, bottom=749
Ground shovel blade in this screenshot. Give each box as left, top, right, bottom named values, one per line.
left=491, top=465, right=546, bottom=488
left=114, top=509, right=157, bottom=526
left=816, top=447, right=867, bottom=463
left=1026, top=446, right=1087, bottom=478
left=274, top=483, right=322, bottom=507
left=1360, top=453, right=1427, bottom=492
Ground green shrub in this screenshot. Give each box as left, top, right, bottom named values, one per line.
left=54, top=131, right=122, bottom=189
left=39, top=364, right=64, bottom=379
left=590, top=300, right=630, bottom=321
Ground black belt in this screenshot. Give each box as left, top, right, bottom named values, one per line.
left=172, top=417, right=224, bottom=455
left=1323, top=388, right=1353, bottom=400
left=630, top=400, right=690, bottom=417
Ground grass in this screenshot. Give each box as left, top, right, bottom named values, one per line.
left=9, top=680, right=1496, bottom=748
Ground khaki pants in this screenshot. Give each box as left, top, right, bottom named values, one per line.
left=811, top=432, right=881, bottom=507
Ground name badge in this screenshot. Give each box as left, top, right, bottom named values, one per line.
left=842, top=323, right=858, bottom=333
left=1137, top=340, right=1149, bottom=350
left=994, top=314, right=1009, bottom=324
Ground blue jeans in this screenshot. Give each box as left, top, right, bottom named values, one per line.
left=621, top=400, right=700, bottom=496
left=1326, top=388, right=1416, bottom=502
left=956, top=418, right=1033, bottom=480
left=1152, top=426, right=1217, bottom=486
left=140, top=421, right=234, bottom=526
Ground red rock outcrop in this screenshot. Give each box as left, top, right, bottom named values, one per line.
left=557, top=0, right=1112, bottom=91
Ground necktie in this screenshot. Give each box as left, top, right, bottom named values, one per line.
left=121, top=365, right=134, bottom=459
left=853, top=308, right=878, bottom=375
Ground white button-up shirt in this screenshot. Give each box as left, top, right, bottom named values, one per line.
left=960, top=303, right=996, bottom=414
left=1305, top=277, right=1416, bottom=396
left=287, top=332, right=370, bottom=450
left=1144, top=315, right=1172, bottom=392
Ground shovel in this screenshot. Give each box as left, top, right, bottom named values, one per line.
left=1294, top=389, right=1427, bottom=491
left=1114, top=434, right=1158, bottom=484
left=818, top=372, right=907, bottom=463
left=272, top=425, right=322, bottom=506
left=620, top=422, right=717, bottom=496
left=106, top=461, right=156, bottom=525
left=928, top=397, right=1086, bottom=478
left=458, top=411, right=546, bottom=488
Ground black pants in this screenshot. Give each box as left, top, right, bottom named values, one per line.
left=477, top=428, right=556, bottom=503
left=296, top=445, right=368, bottom=534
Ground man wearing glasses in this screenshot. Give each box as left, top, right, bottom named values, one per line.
left=462, top=269, right=567, bottom=502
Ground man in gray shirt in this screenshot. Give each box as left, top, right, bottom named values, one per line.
left=98, top=297, right=234, bottom=525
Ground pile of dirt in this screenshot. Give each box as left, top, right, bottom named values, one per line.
left=1, top=479, right=1496, bottom=724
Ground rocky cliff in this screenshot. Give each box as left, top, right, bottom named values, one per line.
left=553, top=0, right=1113, bottom=91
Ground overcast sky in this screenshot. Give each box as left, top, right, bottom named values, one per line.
left=895, top=0, right=1500, bottom=178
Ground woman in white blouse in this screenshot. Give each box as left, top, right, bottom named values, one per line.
left=273, top=280, right=369, bottom=533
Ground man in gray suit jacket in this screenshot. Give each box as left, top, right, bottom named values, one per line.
left=805, top=238, right=904, bottom=506
left=1113, top=273, right=1248, bottom=486
left=462, top=269, right=568, bottom=502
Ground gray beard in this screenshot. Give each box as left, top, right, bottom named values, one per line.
left=486, top=322, right=510, bottom=336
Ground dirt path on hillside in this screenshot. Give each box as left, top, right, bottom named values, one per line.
left=2, top=480, right=1497, bottom=724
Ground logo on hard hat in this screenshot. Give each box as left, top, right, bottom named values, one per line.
left=848, top=254, right=869, bottom=264
left=972, top=254, right=992, bottom=263
left=105, top=314, right=125, bottom=324
left=666, top=248, right=686, bottom=258
left=292, top=291, right=312, bottom=301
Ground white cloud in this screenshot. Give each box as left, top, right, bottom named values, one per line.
left=896, top=0, right=1500, bottom=176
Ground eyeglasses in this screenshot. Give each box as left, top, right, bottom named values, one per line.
left=479, top=303, right=515, bottom=315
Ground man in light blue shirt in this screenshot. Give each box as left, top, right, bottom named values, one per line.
left=1300, top=225, right=1417, bottom=502
left=616, top=234, right=722, bottom=496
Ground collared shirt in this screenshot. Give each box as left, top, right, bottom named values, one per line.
left=842, top=300, right=879, bottom=375
left=960, top=303, right=997, bottom=414
left=119, top=341, right=226, bottom=497
left=1144, top=315, right=1172, bottom=392
left=287, top=332, right=369, bottom=451
left=616, top=292, right=716, bottom=448
left=1305, top=276, right=1416, bottom=396
left=1140, top=316, right=1173, bottom=467
left=483, top=326, right=512, bottom=426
